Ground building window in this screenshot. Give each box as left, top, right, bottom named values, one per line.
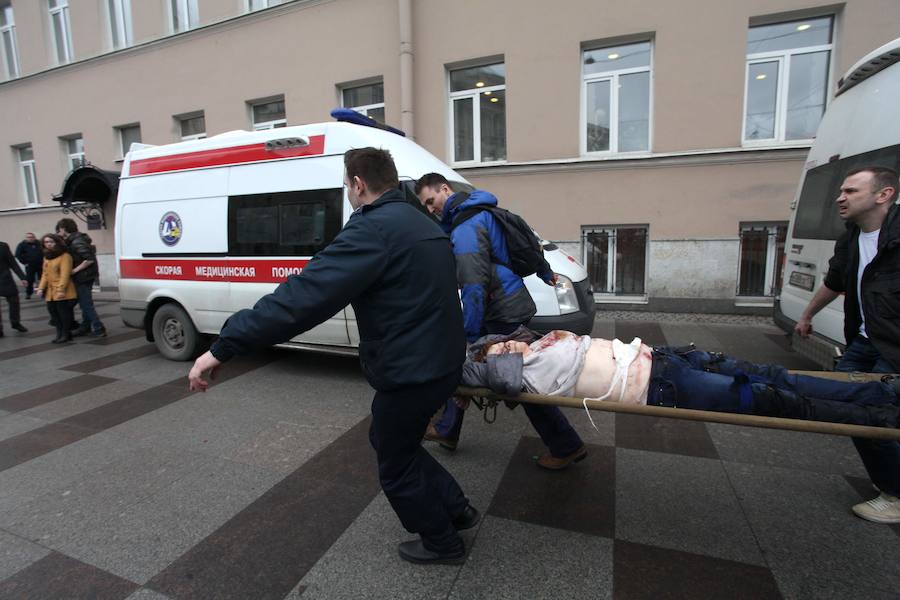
left=250, top=98, right=286, bottom=130
left=170, top=0, right=199, bottom=33
left=63, top=135, right=84, bottom=170
left=178, top=113, right=206, bottom=140
left=744, top=16, right=833, bottom=144
left=0, top=2, right=20, bottom=79
left=17, top=145, right=39, bottom=206
left=582, top=41, right=652, bottom=154
left=342, top=81, right=385, bottom=123
left=116, top=124, right=141, bottom=158
left=107, top=0, right=132, bottom=49
left=247, top=0, right=281, bottom=11
left=737, top=223, right=787, bottom=297
left=48, top=0, right=74, bottom=64
left=448, top=62, right=506, bottom=164
left=582, top=225, right=648, bottom=296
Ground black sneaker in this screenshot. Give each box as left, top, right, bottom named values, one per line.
left=11, top=323, right=28, bottom=333
left=71, top=327, right=90, bottom=338
left=89, top=328, right=107, bottom=338
left=397, top=539, right=465, bottom=565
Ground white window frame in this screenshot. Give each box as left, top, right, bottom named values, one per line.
left=17, top=146, right=39, bottom=206
left=1, top=3, right=20, bottom=79
left=64, top=136, right=85, bottom=170
left=48, top=0, right=74, bottom=65
left=341, top=82, right=384, bottom=119
left=250, top=99, right=286, bottom=131
left=178, top=113, right=206, bottom=141
left=246, top=0, right=281, bottom=11
left=170, top=0, right=199, bottom=33
left=742, top=20, right=834, bottom=147
left=580, top=44, right=653, bottom=156
left=447, top=64, right=506, bottom=166
left=116, top=124, right=141, bottom=159
left=582, top=225, right=649, bottom=300
left=107, top=0, right=133, bottom=49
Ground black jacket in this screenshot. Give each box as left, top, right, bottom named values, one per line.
left=210, top=189, right=467, bottom=391
left=66, top=232, right=99, bottom=285
left=14, top=240, right=42, bottom=268
left=824, top=204, right=900, bottom=371
left=0, top=241, right=26, bottom=297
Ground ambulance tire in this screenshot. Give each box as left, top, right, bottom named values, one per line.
left=152, top=303, right=201, bottom=361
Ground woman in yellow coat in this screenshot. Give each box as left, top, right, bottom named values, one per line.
left=37, top=233, right=77, bottom=343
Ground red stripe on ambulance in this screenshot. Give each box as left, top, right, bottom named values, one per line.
left=119, top=259, right=310, bottom=283
left=129, top=135, right=326, bottom=175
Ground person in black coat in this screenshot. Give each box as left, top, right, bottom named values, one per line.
left=15, top=232, right=43, bottom=299
left=188, top=147, right=478, bottom=565
left=0, top=240, right=28, bottom=336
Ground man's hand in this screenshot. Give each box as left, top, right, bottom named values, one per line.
left=539, top=271, right=558, bottom=286
left=794, top=317, right=813, bottom=338
left=188, top=351, right=222, bottom=392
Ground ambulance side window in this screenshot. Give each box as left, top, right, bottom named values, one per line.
left=228, top=188, right=342, bottom=256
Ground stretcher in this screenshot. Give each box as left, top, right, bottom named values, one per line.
left=456, top=371, right=900, bottom=442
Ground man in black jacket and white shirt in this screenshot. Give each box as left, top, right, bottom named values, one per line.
left=795, top=165, right=900, bottom=523
left=189, top=148, right=478, bottom=564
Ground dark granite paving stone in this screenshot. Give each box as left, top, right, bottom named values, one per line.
left=61, top=344, right=161, bottom=373
left=0, top=422, right=96, bottom=471
left=146, top=417, right=380, bottom=600
left=0, top=551, right=138, bottom=599
left=0, top=340, right=71, bottom=362
left=615, top=413, right=719, bottom=459
left=86, top=330, right=147, bottom=345
left=844, top=475, right=900, bottom=538
left=614, top=321, right=666, bottom=346
left=19, top=307, right=118, bottom=324
left=712, top=325, right=820, bottom=370
left=613, top=539, right=782, bottom=600
left=62, top=383, right=194, bottom=431
left=487, top=436, right=615, bottom=537
left=0, top=374, right=117, bottom=412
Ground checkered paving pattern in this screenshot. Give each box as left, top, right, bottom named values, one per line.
left=0, top=294, right=899, bottom=599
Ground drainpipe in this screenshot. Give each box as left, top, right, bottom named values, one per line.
left=398, top=0, right=414, bottom=138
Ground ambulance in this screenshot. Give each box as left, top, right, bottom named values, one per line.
left=115, top=111, right=596, bottom=360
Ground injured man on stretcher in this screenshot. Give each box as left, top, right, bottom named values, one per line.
left=461, top=328, right=900, bottom=429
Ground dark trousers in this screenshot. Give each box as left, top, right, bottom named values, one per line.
left=24, top=264, right=41, bottom=297
left=1, top=294, right=21, bottom=331
left=649, top=347, right=900, bottom=497
left=434, top=321, right=584, bottom=458
left=75, top=282, right=104, bottom=333
left=369, top=368, right=468, bottom=550
left=835, top=337, right=900, bottom=499
left=46, top=300, right=76, bottom=340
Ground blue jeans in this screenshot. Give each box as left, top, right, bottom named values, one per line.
left=75, top=282, right=104, bottom=333
left=434, top=321, right=584, bottom=458
left=836, top=336, right=900, bottom=498
left=649, top=347, right=900, bottom=497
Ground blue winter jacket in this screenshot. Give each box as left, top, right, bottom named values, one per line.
left=440, top=189, right=536, bottom=341
left=210, top=188, right=466, bottom=391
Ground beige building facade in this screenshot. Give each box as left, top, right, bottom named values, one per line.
left=1, top=0, right=898, bottom=311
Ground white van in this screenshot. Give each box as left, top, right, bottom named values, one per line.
left=774, top=37, right=900, bottom=368
left=116, top=114, right=596, bottom=360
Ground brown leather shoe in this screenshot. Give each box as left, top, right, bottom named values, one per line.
left=537, top=445, right=587, bottom=470
left=424, top=424, right=458, bottom=451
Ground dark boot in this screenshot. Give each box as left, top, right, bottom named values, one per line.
left=398, top=537, right=465, bottom=565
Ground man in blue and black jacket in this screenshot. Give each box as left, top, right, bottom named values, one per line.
left=416, top=173, right=585, bottom=470
left=189, top=149, right=479, bottom=565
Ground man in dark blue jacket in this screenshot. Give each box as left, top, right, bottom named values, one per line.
left=416, top=173, right=586, bottom=470
left=14, top=233, right=42, bottom=299
left=188, top=148, right=478, bottom=564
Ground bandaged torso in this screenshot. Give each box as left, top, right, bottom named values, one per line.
left=522, top=331, right=653, bottom=405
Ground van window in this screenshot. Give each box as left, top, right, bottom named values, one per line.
left=229, top=188, right=342, bottom=256
left=793, top=143, right=900, bottom=240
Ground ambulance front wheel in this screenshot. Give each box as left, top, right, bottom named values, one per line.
left=152, top=303, right=201, bottom=361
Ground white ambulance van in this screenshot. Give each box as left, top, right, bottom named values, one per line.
left=774, top=37, right=900, bottom=368
left=116, top=113, right=595, bottom=360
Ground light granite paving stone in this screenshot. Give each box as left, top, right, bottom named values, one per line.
left=449, top=516, right=614, bottom=600
left=21, top=379, right=154, bottom=422
left=0, top=414, right=49, bottom=442
left=56, top=457, right=283, bottom=585
left=708, top=423, right=869, bottom=478
left=92, top=353, right=192, bottom=385
left=725, top=461, right=900, bottom=595
left=773, top=573, right=900, bottom=600
left=226, top=421, right=354, bottom=474
left=125, top=589, right=174, bottom=600
left=615, top=447, right=765, bottom=566
left=0, top=370, right=84, bottom=399
left=0, top=530, right=51, bottom=582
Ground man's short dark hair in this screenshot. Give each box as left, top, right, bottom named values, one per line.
left=414, top=172, right=449, bottom=195
left=55, top=218, right=79, bottom=234
left=846, top=166, right=899, bottom=202
left=344, top=147, right=398, bottom=195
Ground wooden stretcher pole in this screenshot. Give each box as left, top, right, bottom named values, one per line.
left=456, top=374, right=900, bottom=442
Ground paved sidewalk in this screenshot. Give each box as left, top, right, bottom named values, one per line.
left=0, top=295, right=898, bottom=599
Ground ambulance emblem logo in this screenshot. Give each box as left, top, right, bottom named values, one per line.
left=159, top=212, right=182, bottom=246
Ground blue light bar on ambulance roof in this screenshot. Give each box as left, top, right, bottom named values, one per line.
left=330, top=108, right=406, bottom=137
